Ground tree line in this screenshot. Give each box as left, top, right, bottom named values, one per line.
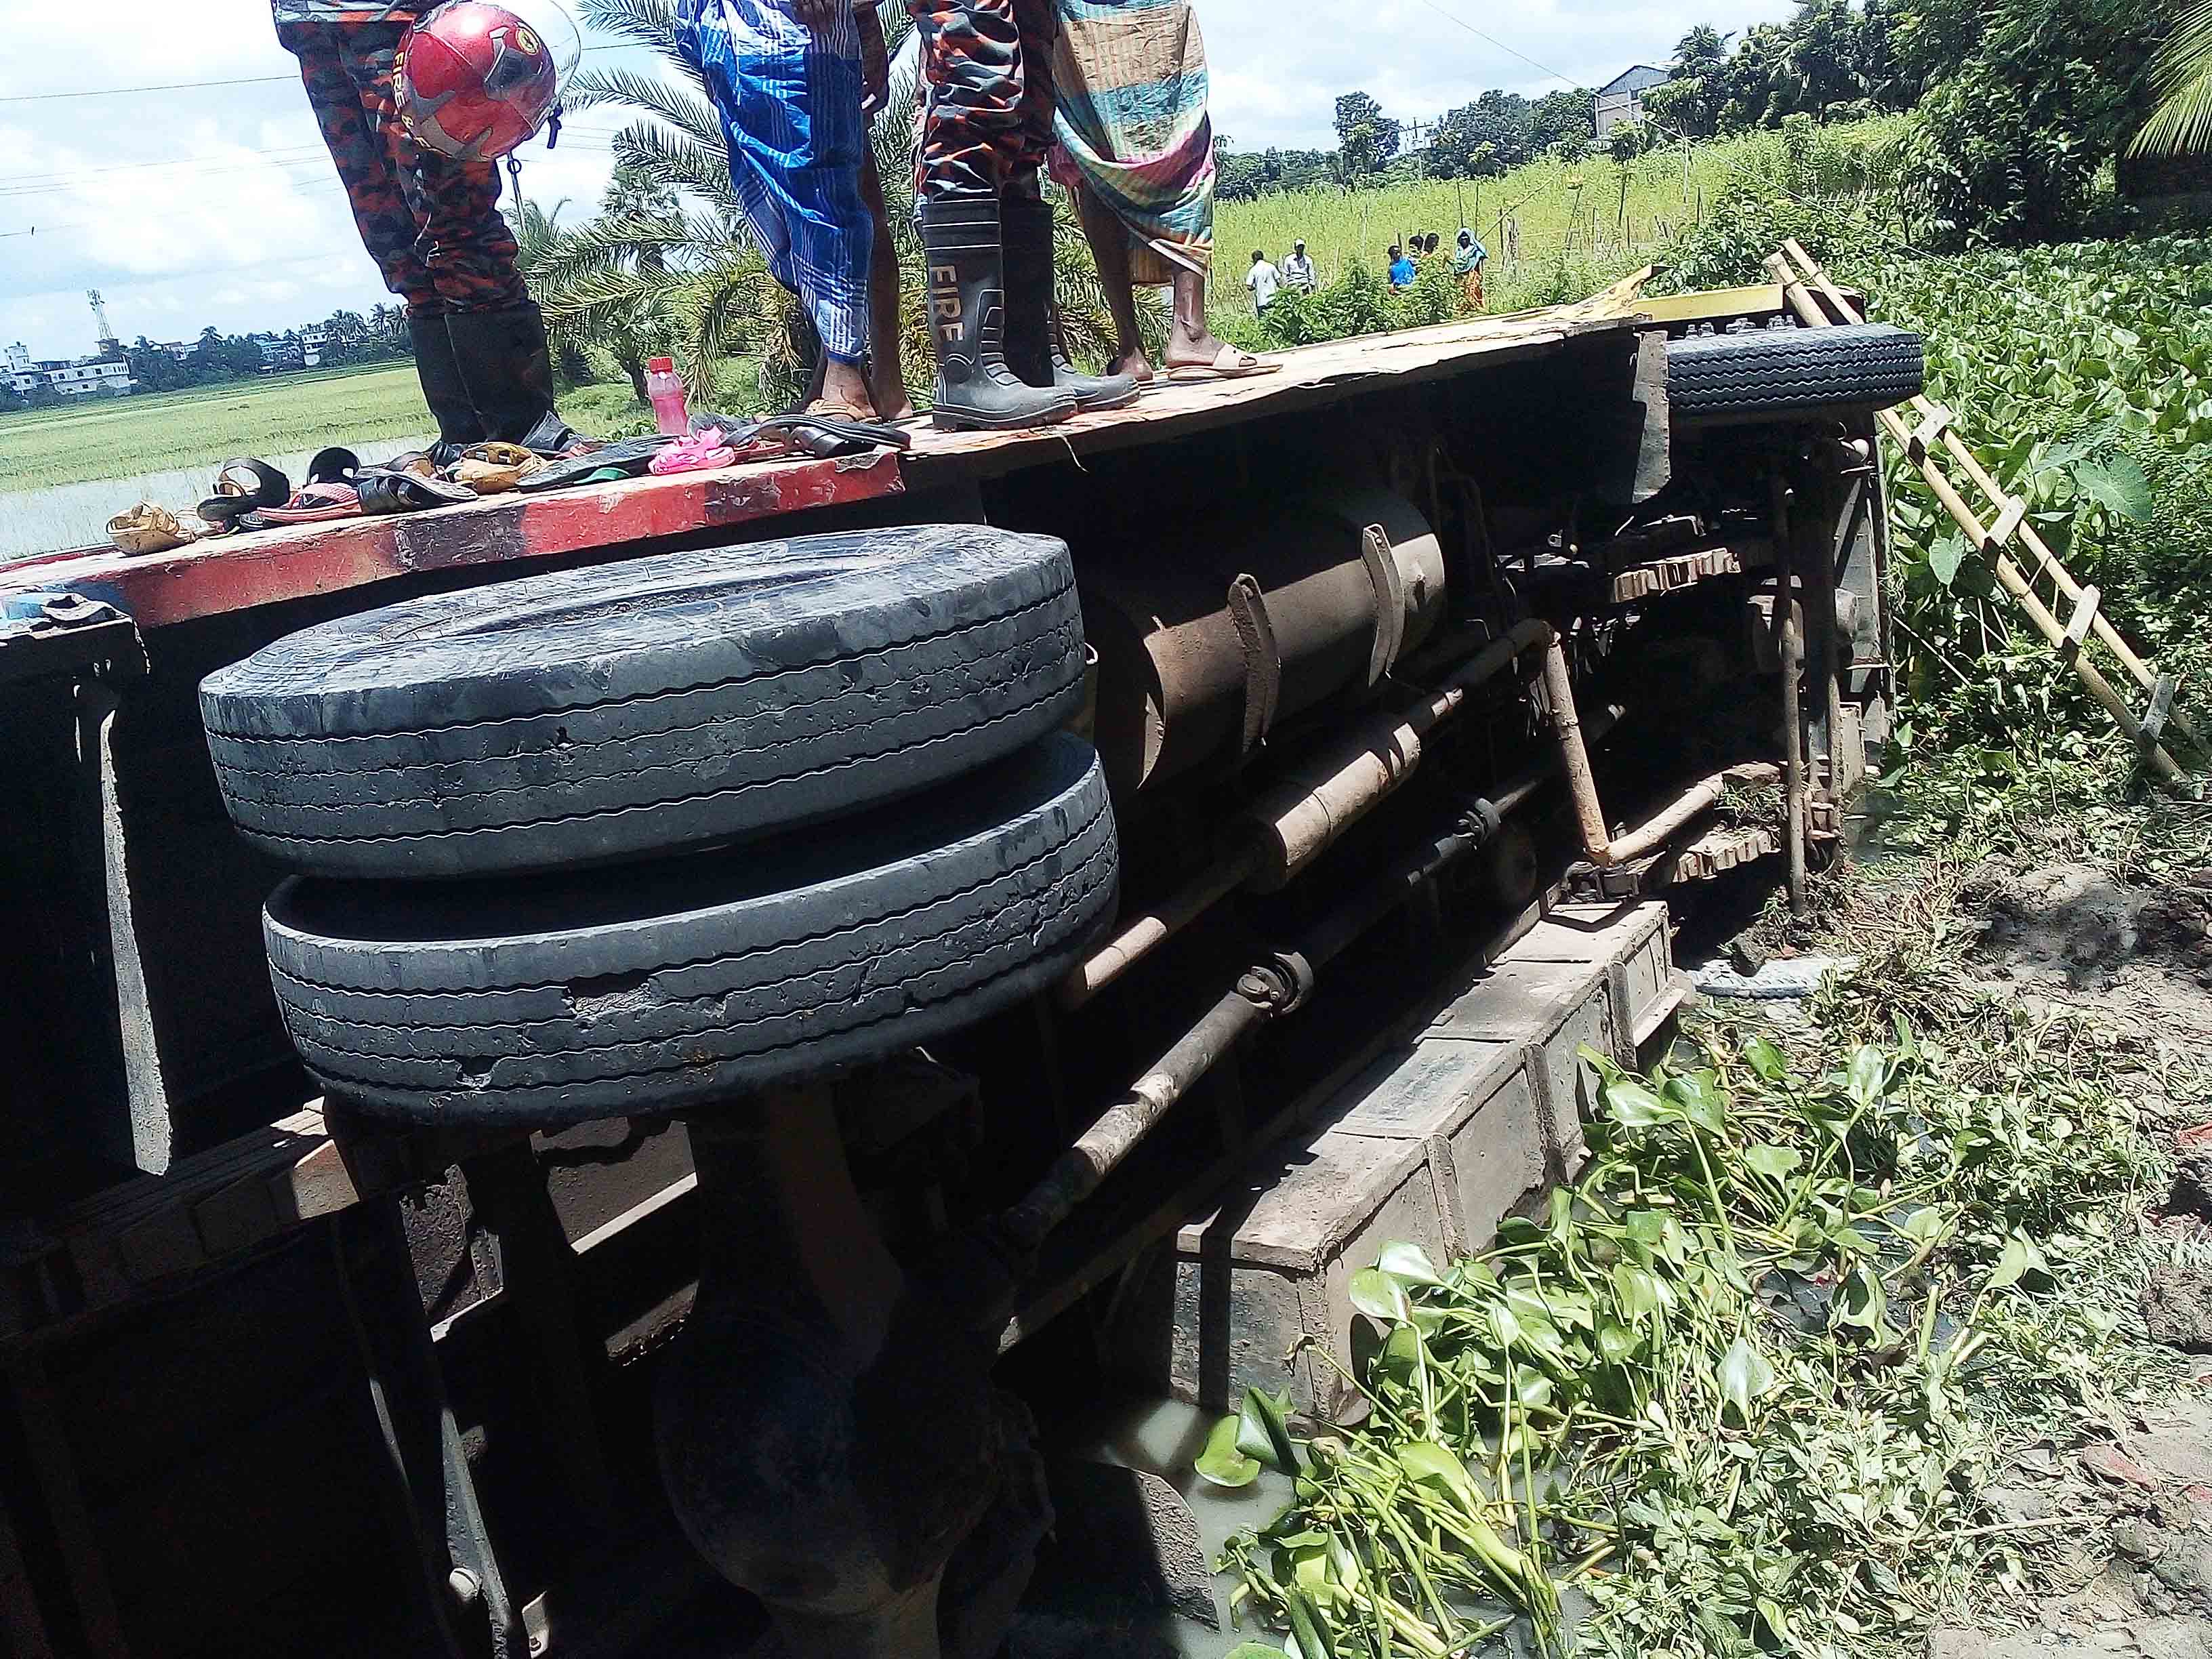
left=0, top=306, right=411, bottom=413
left=1214, top=0, right=2188, bottom=247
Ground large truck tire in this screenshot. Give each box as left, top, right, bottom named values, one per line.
left=202, top=526, right=1088, bottom=880
left=1666, top=322, right=1923, bottom=424
left=263, top=734, right=1118, bottom=1126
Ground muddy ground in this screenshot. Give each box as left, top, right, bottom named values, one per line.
left=1885, top=859, right=2212, bottom=1659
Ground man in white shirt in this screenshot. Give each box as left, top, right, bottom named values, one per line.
left=1282, top=239, right=1317, bottom=293
left=1246, top=249, right=1282, bottom=316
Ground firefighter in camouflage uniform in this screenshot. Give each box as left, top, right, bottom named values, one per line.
left=903, top=0, right=1132, bottom=429
left=274, top=0, right=583, bottom=453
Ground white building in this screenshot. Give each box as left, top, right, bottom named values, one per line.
left=7, top=342, right=134, bottom=398
left=1595, top=65, right=1673, bottom=137
left=47, top=360, right=134, bottom=396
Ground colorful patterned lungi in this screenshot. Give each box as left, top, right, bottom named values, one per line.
left=681, top=0, right=874, bottom=362
left=907, top=0, right=1059, bottom=199
left=276, top=12, right=530, bottom=316
left=1046, top=0, right=1215, bottom=281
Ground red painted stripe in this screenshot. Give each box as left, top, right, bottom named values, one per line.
left=4, top=453, right=904, bottom=630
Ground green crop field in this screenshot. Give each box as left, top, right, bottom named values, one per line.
left=0, top=364, right=438, bottom=493
left=1208, top=117, right=1907, bottom=334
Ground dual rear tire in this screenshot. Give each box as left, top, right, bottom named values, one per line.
left=203, top=528, right=1120, bottom=1124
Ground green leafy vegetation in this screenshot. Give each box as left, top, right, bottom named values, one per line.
left=1853, top=237, right=2212, bottom=769
left=1204, top=987, right=2186, bottom=1657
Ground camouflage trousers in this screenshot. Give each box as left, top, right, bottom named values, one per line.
left=279, top=17, right=529, bottom=316
left=906, top=0, right=1057, bottom=199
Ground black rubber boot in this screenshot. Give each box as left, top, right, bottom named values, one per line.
left=445, top=302, right=591, bottom=453
left=920, top=193, right=1076, bottom=432
left=1000, top=190, right=1139, bottom=413
left=408, top=314, right=486, bottom=466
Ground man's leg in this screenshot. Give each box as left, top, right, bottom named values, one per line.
left=354, top=41, right=577, bottom=449
left=1008, top=0, right=1057, bottom=184
left=731, top=46, right=878, bottom=416
left=906, top=0, right=1024, bottom=201
left=280, top=20, right=480, bottom=447
left=905, top=0, right=1072, bottom=428
left=1072, top=182, right=1149, bottom=380
left=858, top=150, right=916, bottom=419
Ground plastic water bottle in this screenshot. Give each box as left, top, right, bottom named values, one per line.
left=646, top=356, right=689, bottom=437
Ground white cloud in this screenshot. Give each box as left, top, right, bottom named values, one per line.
left=0, top=0, right=1797, bottom=354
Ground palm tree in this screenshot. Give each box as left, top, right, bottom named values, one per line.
left=1671, top=24, right=1734, bottom=77
left=2133, top=1, right=2212, bottom=157
left=535, top=0, right=1148, bottom=412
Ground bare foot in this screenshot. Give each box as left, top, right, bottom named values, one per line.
left=1110, top=348, right=1157, bottom=384
left=1162, top=325, right=1233, bottom=371
left=804, top=358, right=879, bottom=422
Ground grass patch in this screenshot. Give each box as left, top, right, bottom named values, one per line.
left=1200, top=781, right=2208, bottom=1657
left=0, top=362, right=649, bottom=491
left=0, top=365, right=436, bottom=491
left=1208, top=119, right=1906, bottom=344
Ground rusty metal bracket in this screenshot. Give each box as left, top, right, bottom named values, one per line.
left=1225, top=573, right=1282, bottom=758
left=0, top=594, right=144, bottom=689
left=1357, top=523, right=1407, bottom=687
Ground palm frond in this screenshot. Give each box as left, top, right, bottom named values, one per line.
left=2132, top=0, right=2212, bottom=157
left=525, top=211, right=703, bottom=291
left=575, top=0, right=685, bottom=55
left=564, top=66, right=718, bottom=138
left=611, top=123, right=745, bottom=222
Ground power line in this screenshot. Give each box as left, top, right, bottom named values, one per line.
left=0, top=74, right=296, bottom=104
left=0, top=150, right=335, bottom=202
left=0, top=43, right=623, bottom=105
left=1404, top=0, right=1580, bottom=89
left=0, top=143, right=328, bottom=187
left=0, top=176, right=359, bottom=239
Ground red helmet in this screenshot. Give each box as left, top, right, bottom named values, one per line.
left=396, top=1, right=579, bottom=162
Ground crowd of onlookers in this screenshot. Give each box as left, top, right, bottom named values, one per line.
left=1244, top=226, right=1490, bottom=319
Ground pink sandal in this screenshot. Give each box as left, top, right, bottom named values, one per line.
left=648, top=433, right=737, bottom=475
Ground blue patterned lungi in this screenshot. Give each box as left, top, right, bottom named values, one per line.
left=680, top=0, right=874, bottom=363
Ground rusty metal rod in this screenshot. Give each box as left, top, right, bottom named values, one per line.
left=1006, top=813, right=1496, bottom=1250
left=1540, top=640, right=1781, bottom=868
left=1780, top=599, right=1809, bottom=915
left=1058, top=618, right=1553, bottom=1009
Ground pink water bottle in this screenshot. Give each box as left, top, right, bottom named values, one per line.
left=646, top=356, right=689, bottom=436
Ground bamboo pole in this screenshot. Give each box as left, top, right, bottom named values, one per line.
left=1775, top=239, right=2202, bottom=758
left=1763, top=252, right=2186, bottom=778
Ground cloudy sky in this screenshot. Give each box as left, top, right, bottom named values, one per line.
left=1, top=0, right=1795, bottom=363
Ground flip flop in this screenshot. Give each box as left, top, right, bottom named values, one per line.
left=243, top=481, right=363, bottom=529
left=515, top=435, right=675, bottom=493
left=198, top=457, right=291, bottom=532
left=108, top=502, right=203, bottom=556
left=693, top=412, right=913, bottom=455
left=356, top=466, right=476, bottom=514
left=450, top=443, right=546, bottom=495
left=649, top=434, right=738, bottom=475
left=306, top=447, right=361, bottom=485
left=1164, top=345, right=1282, bottom=383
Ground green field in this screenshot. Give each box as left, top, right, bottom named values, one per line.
left=1208, top=117, right=1906, bottom=333
left=0, top=360, right=724, bottom=495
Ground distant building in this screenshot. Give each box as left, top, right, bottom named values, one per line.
left=1595, top=65, right=1673, bottom=137
left=6, top=340, right=134, bottom=398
